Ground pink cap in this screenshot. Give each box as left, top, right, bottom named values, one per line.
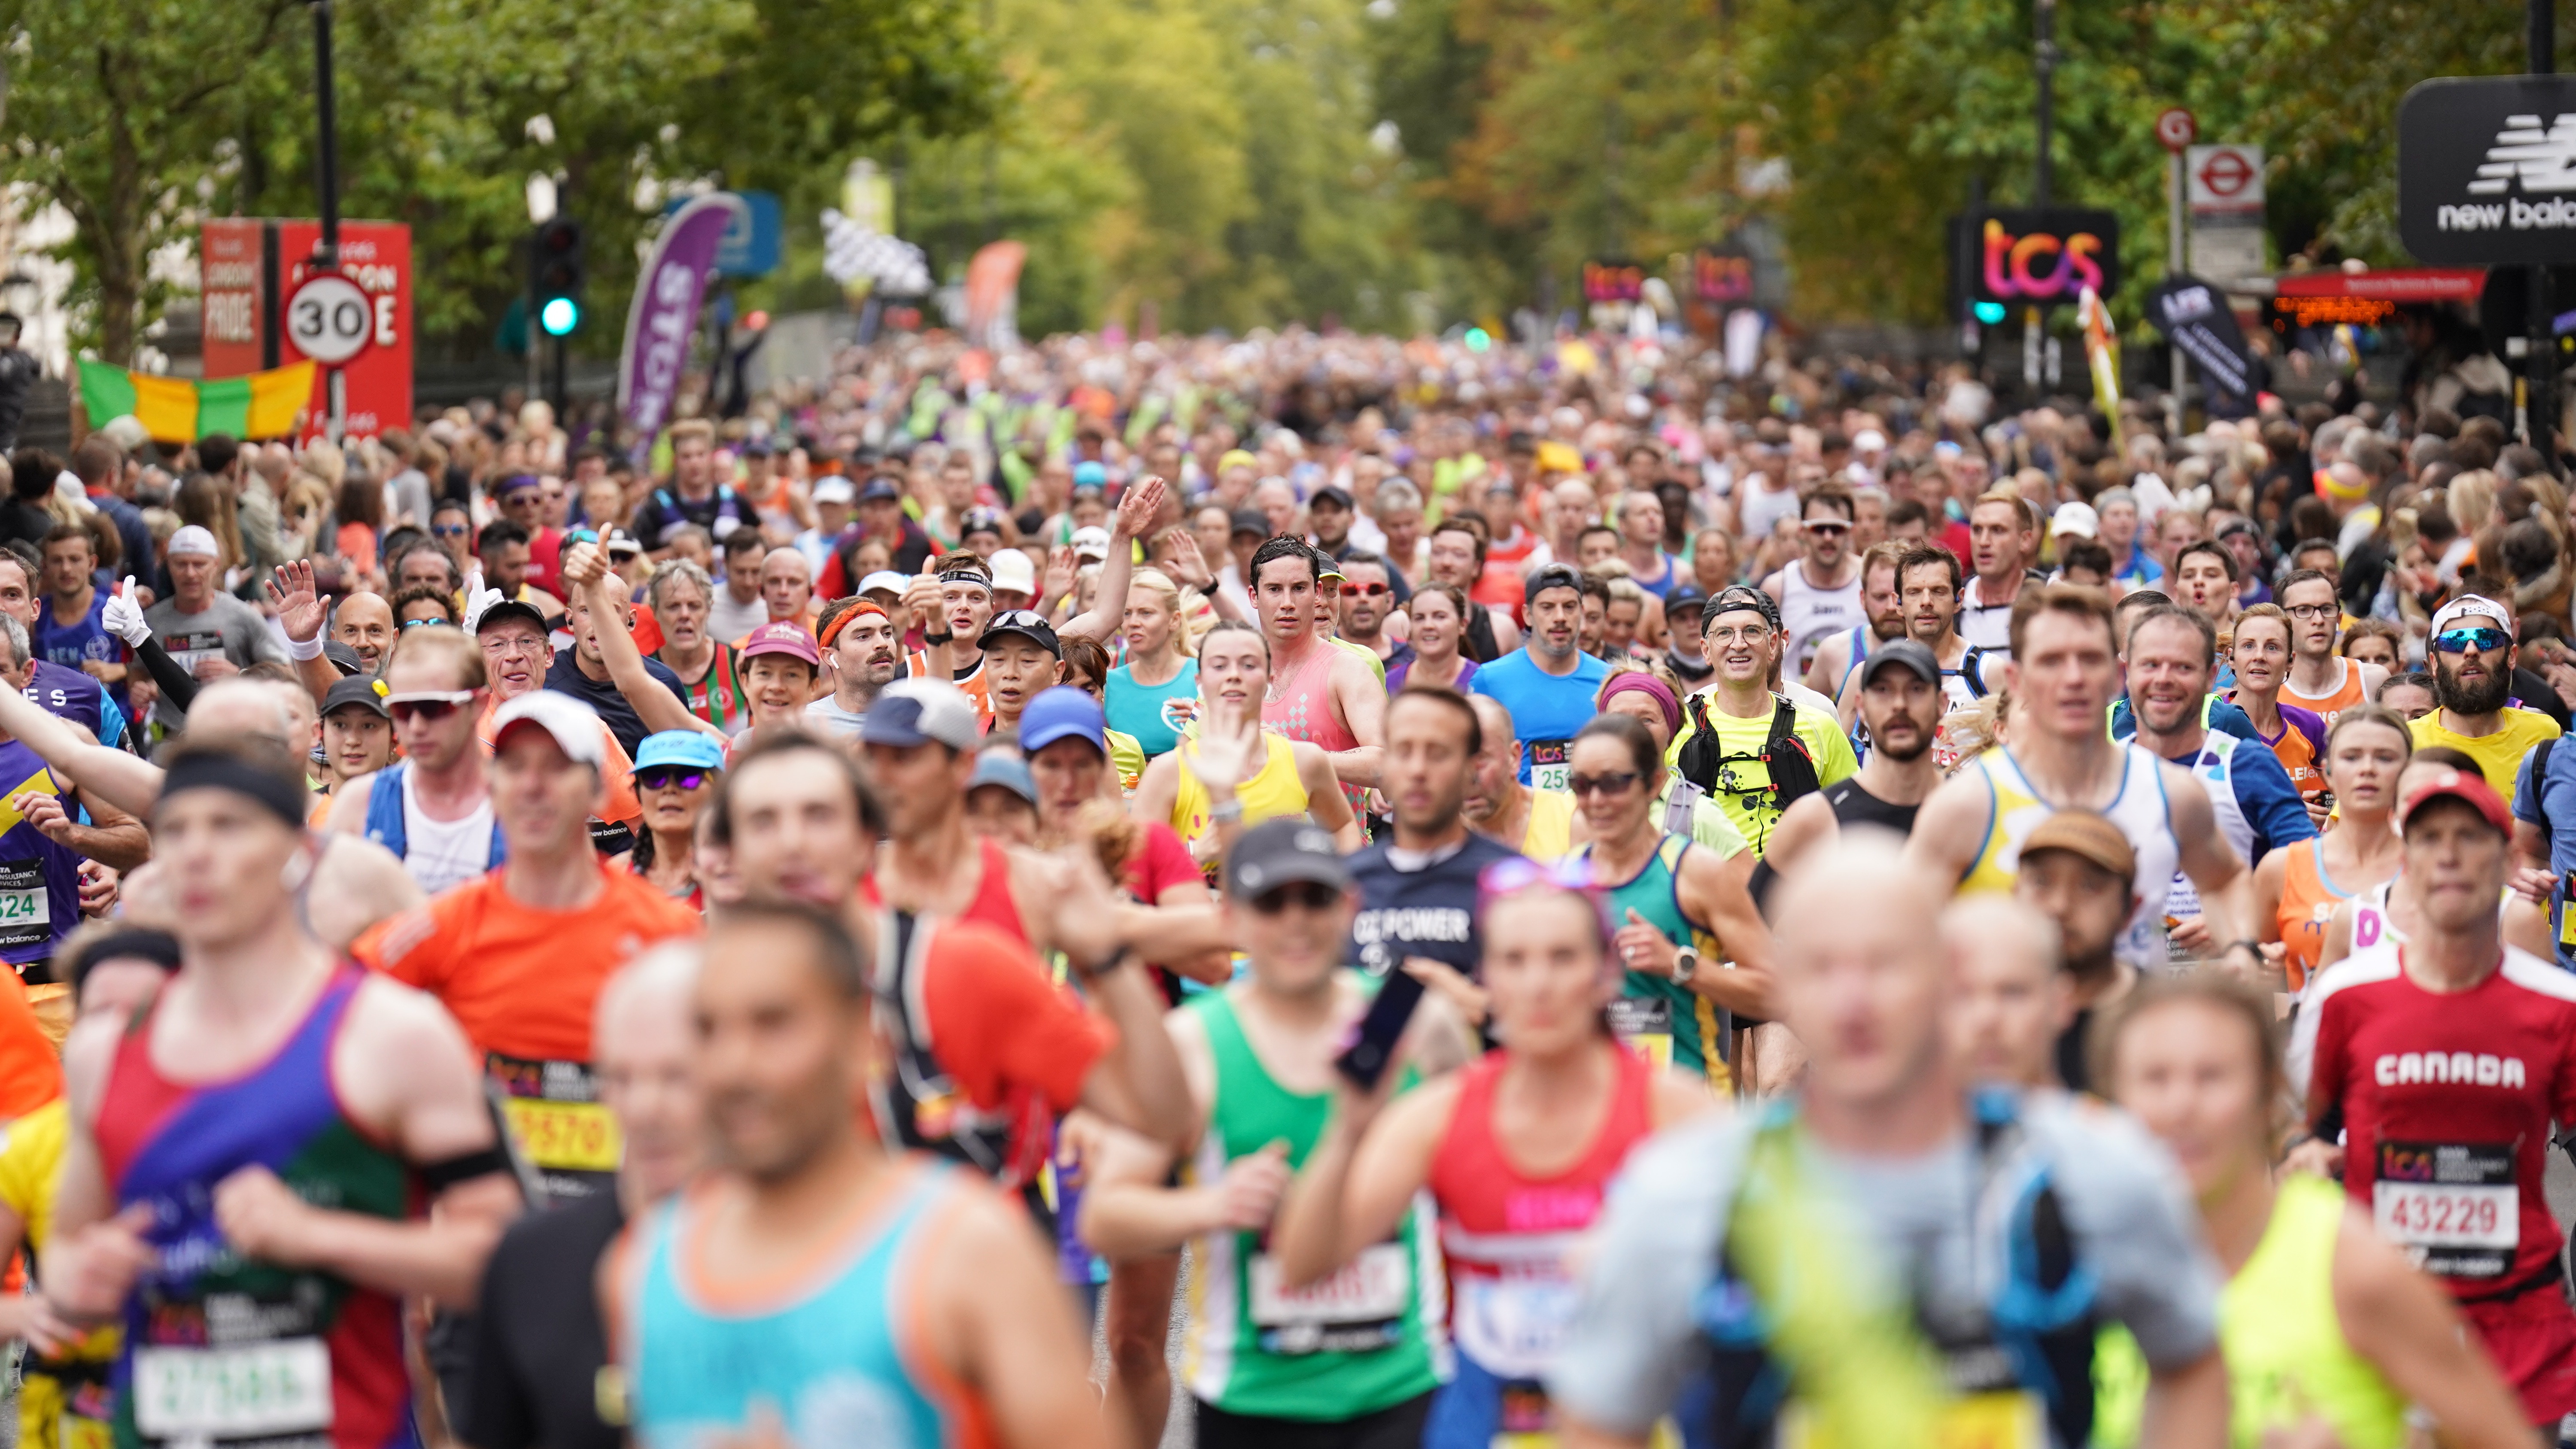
left=740, top=620, right=820, bottom=667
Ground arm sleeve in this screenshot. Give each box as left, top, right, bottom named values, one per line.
left=133, top=635, right=200, bottom=714
left=921, top=923, right=1114, bottom=1114
left=2230, top=743, right=2315, bottom=861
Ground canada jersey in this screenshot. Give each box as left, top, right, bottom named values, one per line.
left=2290, top=942, right=2576, bottom=1293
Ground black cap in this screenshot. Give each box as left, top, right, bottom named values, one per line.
left=961, top=506, right=1009, bottom=539
left=474, top=597, right=550, bottom=638
left=323, top=640, right=368, bottom=677
left=1230, top=507, right=1271, bottom=538
left=1664, top=584, right=1709, bottom=631
left=1701, top=585, right=1780, bottom=630
left=980, top=608, right=1060, bottom=658
left=1524, top=562, right=1584, bottom=605
left=1859, top=638, right=1941, bottom=687
left=857, top=478, right=902, bottom=503
left=1311, top=484, right=1354, bottom=510
left=321, top=676, right=389, bottom=719
left=741, top=435, right=775, bottom=456
left=1224, top=817, right=1352, bottom=898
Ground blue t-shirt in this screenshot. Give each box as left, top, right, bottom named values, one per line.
left=1469, top=648, right=1610, bottom=786
left=2513, top=741, right=2576, bottom=968
left=34, top=589, right=126, bottom=715
left=1104, top=657, right=1198, bottom=757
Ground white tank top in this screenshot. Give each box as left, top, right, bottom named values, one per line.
left=1957, top=574, right=2020, bottom=653
left=1738, top=475, right=1804, bottom=541
left=401, top=765, right=495, bottom=896
left=1779, top=559, right=1862, bottom=675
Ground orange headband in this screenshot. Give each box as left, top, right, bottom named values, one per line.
left=820, top=600, right=887, bottom=648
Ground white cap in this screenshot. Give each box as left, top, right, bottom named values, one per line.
left=167, top=525, right=222, bottom=559
left=491, top=689, right=608, bottom=768
left=1070, top=526, right=1112, bottom=562
left=2050, top=501, right=2099, bottom=540
left=1852, top=428, right=1888, bottom=453
left=2430, top=593, right=2511, bottom=635
left=988, top=548, right=1038, bottom=594
left=858, top=570, right=910, bottom=596
left=812, top=477, right=856, bottom=506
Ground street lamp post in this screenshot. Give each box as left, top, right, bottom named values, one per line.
left=2033, top=0, right=2057, bottom=208
left=310, top=0, right=345, bottom=441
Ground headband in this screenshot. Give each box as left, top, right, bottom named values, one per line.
left=936, top=568, right=993, bottom=592
left=819, top=600, right=887, bottom=648
left=77, top=927, right=181, bottom=976
left=1600, top=674, right=1681, bottom=733
left=157, top=752, right=310, bottom=829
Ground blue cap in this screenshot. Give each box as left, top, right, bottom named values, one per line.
left=968, top=752, right=1037, bottom=806
left=1018, top=687, right=1106, bottom=757
left=1072, top=461, right=1109, bottom=490
left=634, top=730, right=727, bottom=773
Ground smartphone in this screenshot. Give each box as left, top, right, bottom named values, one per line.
left=1333, top=968, right=1425, bottom=1091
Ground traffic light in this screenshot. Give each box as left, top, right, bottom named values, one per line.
left=529, top=218, right=586, bottom=337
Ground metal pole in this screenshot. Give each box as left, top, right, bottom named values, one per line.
left=310, top=0, right=344, bottom=442
left=552, top=331, right=568, bottom=414
left=2168, top=150, right=2187, bottom=437
left=2034, top=0, right=2057, bottom=207
left=2531, top=0, right=2558, bottom=453
left=526, top=233, right=541, bottom=404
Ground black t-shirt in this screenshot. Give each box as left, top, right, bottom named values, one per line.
left=464, top=1190, right=626, bottom=1449
left=543, top=652, right=689, bottom=758
left=1345, top=832, right=1527, bottom=981
left=2056, top=1006, right=2096, bottom=1094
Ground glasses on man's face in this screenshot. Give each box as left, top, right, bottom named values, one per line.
left=635, top=768, right=711, bottom=792
left=1567, top=769, right=1643, bottom=798
left=399, top=617, right=445, bottom=630
left=1704, top=624, right=1771, bottom=647
left=1803, top=520, right=1849, bottom=536
left=2284, top=602, right=2338, bottom=622
left=1249, top=881, right=1341, bottom=915
left=2433, top=626, right=2512, bottom=656
left=1340, top=582, right=1390, bottom=598
left=481, top=632, right=546, bottom=656
left=433, top=523, right=469, bottom=538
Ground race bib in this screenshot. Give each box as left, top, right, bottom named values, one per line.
left=1160, top=696, right=1200, bottom=733
left=489, top=1054, right=621, bottom=1192
left=1248, top=1242, right=1410, bottom=1355
left=2161, top=873, right=2203, bottom=966
left=1780, top=1389, right=2041, bottom=1449
left=2375, top=1139, right=2518, bottom=1277
left=1454, top=1273, right=1579, bottom=1379
left=1607, top=996, right=1674, bottom=1070
left=1528, top=740, right=1571, bottom=794
left=131, top=1338, right=332, bottom=1440
left=0, top=858, right=51, bottom=952
left=1491, top=1378, right=1555, bottom=1449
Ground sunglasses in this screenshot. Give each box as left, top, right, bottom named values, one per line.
left=635, top=767, right=711, bottom=792
left=399, top=617, right=447, bottom=630
left=386, top=691, right=474, bottom=723
left=1802, top=520, right=1850, bottom=535
left=2433, top=626, right=2511, bottom=655
left=1568, top=769, right=1643, bottom=798
left=1340, top=582, right=1390, bottom=597
left=433, top=523, right=470, bottom=537
left=1249, top=881, right=1342, bottom=915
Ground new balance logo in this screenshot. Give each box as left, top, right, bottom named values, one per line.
left=2469, top=113, right=2576, bottom=194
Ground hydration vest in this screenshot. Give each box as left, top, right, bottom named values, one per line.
left=362, top=762, right=507, bottom=870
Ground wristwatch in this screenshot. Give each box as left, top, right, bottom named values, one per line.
left=1671, top=945, right=1699, bottom=983
left=923, top=630, right=953, bottom=646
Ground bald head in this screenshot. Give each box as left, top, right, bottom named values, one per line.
left=187, top=678, right=301, bottom=744
left=1769, top=837, right=1953, bottom=1112
left=1941, top=895, right=2070, bottom=1090
left=595, top=941, right=706, bottom=1203
left=333, top=590, right=395, bottom=671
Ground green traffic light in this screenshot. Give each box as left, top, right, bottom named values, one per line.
left=540, top=296, right=580, bottom=336
left=1973, top=301, right=2008, bottom=325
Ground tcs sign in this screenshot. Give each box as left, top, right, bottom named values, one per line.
left=1972, top=209, right=2120, bottom=307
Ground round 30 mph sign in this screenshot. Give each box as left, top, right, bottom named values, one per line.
left=285, top=274, right=372, bottom=365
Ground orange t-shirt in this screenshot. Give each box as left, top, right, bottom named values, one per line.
left=0, top=969, right=63, bottom=1120
left=352, top=863, right=702, bottom=1064
left=920, top=921, right=1114, bottom=1116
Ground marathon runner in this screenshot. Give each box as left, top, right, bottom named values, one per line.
left=1956, top=488, right=2041, bottom=656
left=316, top=677, right=395, bottom=824
left=1563, top=714, right=1774, bottom=1084
left=1081, top=819, right=1470, bottom=1449
left=0, top=550, right=126, bottom=747
left=2254, top=705, right=2409, bottom=995
left=1462, top=695, right=1577, bottom=860
left=806, top=596, right=900, bottom=737
left=1798, top=540, right=1905, bottom=702
left=1585, top=671, right=1752, bottom=863
left=1938, top=894, right=2071, bottom=1089
left=900, top=552, right=999, bottom=723
left=1759, top=484, right=1861, bottom=676
left=1469, top=563, right=1606, bottom=792
left=45, top=733, right=522, bottom=1449
left=1837, top=544, right=1992, bottom=761
left=1269, top=855, right=1712, bottom=1449
left=2410, top=594, right=2561, bottom=791
left=980, top=608, right=1064, bottom=740
left=613, top=902, right=1111, bottom=1449
left=1426, top=518, right=1519, bottom=660
left=2290, top=765, right=2576, bottom=1430
left=2093, top=969, right=2532, bottom=1449
left=728, top=620, right=824, bottom=748
left=1346, top=687, right=1525, bottom=1026
left=2316, top=747, right=2562, bottom=973
left=2008, top=811, right=2140, bottom=1093
left=1252, top=536, right=1386, bottom=811
left=621, top=730, right=721, bottom=911
left=2223, top=603, right=2330, bottom=815
left=641, top=560, right=748, bottom=735
left=2278, top=568, right=2386, bottom=724
left=353, top=690, right=702, bottom=1207
left=34, top=525, right=125, bottom=714
left=1910, top=584, right=2263, bottom=972
left=466, top=943, right=702, bottom=1449
left=1137, top=620, right=1361, bottom=866
left=1548, top=834, right=2225, bottom=1449
left=329, top=626, right=505, bottom=894
left=1757, top=638, right=1947, bottom=889
left=1667, top=586, right=1857, bottom=857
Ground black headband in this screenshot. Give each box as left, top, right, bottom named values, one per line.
left=76, top=928, right=181, bottom=978
left=157, top=753, right=310, bottom=829
left=936, top=569, right=992, bottom=591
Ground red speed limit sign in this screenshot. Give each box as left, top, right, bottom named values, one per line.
left=2156, top=107, right=2197, bottom=153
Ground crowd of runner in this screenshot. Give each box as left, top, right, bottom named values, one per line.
left=1, top=322, right=2575, bottom=1449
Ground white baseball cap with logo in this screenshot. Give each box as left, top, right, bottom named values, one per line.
left=491, top=689, right=608, bottom=768
left=2430, top=594, right=2512, bottom=636
left=167, top=525, right=222, bottom=559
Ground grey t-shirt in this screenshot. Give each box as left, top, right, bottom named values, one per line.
left=1548, top=1091, right=2220, bottom=1442
left=803, top=696, right=866, bottom=738
left=143, top=592, right=289, bottom=729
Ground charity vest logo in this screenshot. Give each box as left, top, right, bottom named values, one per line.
left=2439, top=112, right=2576, bottom=232
left=1981, top=219, right=2107, bottom=301
left=2374, top=1051, right=2529, bottom=1088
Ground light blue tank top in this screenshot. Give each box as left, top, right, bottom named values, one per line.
left=626, top=1162, right=967, bottom=1449
left=1106, top=657, right=1199, bottom=756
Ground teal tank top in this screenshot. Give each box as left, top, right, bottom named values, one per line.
left=1181, top=986, right=1447, bottom=1419
left=1572, top=835, right=1730, bottom=1086
left=624, top=1162, right=972, bottom=1449
left=1106, top=657, right=1199, bottom=756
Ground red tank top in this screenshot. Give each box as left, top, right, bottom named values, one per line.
left=958, top=837, right=1027, bottom=945
left=1427, top=1043, right=1655, bottom=1376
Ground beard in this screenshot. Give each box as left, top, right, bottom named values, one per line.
left=2434, top=654, right=2512, bottom=716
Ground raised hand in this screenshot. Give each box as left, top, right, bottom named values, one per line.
left=1115, top=474, right=1167, bottom=540
left=1043, top=546, right=1078, bottom=613
left=263, top=560, right=330, bottom=644
left=1160, top=529, right=1216, bottom=591
left=101, top=577, right=150, bottom=647
left=1185, top=695, right=1262, bottom=798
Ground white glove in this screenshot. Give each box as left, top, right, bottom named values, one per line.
left=102, top=577, right=150, bottom=647
left=460, top=568, right=502, bottom=634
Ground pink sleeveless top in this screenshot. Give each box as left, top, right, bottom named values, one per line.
left=1263, top=641, right=1366, bottom=822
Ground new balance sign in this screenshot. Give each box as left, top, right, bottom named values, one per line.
left=2400, top=76, right=2576, bottom=265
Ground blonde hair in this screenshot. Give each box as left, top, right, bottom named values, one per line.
left=386, top=623, right=488, bottom=691
left=1126, top=568, right=1196, bottom=658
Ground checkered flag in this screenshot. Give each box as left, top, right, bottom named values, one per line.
left=822, top=208, right=931, bottom=296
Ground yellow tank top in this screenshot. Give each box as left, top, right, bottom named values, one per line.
left=2094, top=1174, right=2407, bottom=1449
left=1172, top=734, right=1311, bottom=847
left=1520, top=788, right=1577, bottom=863
left=1957, top=744, right=2181, bottom=968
